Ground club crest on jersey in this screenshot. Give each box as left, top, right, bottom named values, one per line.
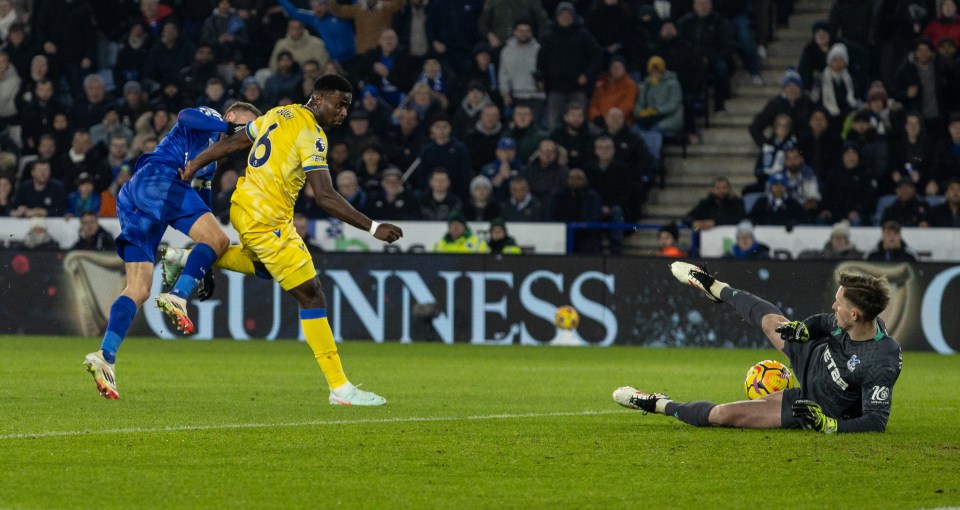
left=846, top=354, right=861, bottom=372
left=315, top=138, right=326, bottom=153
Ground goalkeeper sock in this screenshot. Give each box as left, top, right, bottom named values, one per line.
left=215, top=246, right=272, bottom=279
left=100, top=295, right=138, bottom=364
left=720, top=287, right=782, bottom=329
left=171, top=242, right=217, bottom=299
left=664, top=401, right=716, bottom=427
left=300, top=308, right=349, bottom=390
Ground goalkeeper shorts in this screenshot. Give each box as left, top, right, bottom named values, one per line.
left=779, top=387, right=803, bottom=429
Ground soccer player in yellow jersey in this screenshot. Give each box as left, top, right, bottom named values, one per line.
left=179, top=74, right=403, bottom=406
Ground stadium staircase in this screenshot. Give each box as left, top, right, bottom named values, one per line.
left=627, top=0, right=835, bottom=255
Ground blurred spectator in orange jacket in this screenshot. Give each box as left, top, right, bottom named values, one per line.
left=588, top=56, right=637, bottom=124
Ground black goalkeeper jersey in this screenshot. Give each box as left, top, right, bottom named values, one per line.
left=785, top=313, right=902, bottom=433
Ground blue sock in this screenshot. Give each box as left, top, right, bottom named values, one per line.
left=171, top=242, right=217, bottom=299
left=100, top=295, right=138, bottom=364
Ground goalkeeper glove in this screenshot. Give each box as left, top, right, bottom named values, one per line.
left=792, top=399, right=838, bottom=434
left=775, top=320, right=810, bottom=343
left=197, top=272, right=216, bottom=302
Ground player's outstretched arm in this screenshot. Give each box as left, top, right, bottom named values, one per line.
left=181, top=130, right=253, bottom=182
left=306, top=170, right=403, bottom=243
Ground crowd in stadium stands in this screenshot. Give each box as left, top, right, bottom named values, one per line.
left=686, top=0, right=960, bottom=251
left=0, top=0, right=958, bottom=255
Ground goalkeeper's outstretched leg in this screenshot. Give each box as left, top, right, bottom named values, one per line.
left=670, top=261, right=790, bottom=354
left=613, top=386, right=788, bottom=428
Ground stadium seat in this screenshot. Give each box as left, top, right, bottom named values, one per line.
left=925, top=195, right=947, bottom=208
left=97, top=69, right=116, bottom=93
left=772, top=248, right=793, bottom=260
left=873, top=194, right=897, bottom=226
left=742, top=192, right=764, bottom=214
left=16, top=154, right=37, bottom=184
left=254, top=68, right=273, bottom=88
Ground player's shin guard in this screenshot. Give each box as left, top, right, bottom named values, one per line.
left=720, top=287, right=782, bottom=329
left=664, top=401, right=716, bottom=427
left=171, top=242, right=217, bottom=299
left=100, top=295, right=138, bottom=363
left=301, top=308, right=348, bottom=390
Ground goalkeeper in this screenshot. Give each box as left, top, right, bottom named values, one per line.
left=613, top=262, right=901, bottom=434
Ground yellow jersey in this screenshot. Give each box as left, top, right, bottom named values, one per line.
left=232, top=104, right=329, bottom=225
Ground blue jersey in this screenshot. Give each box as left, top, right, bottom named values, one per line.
left=136, top=107, right=228, bottom=181
left=116, top=106, right=232, bottom=263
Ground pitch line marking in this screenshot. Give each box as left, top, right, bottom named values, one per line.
left=0, top=409, right=626, bottom=440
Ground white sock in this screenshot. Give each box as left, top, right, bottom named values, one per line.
left=655, top=398, right=673, bottom=415
left=710, top=281, right=729, bottom=297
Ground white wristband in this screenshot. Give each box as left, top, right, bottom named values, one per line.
left=368, top=220, right=381, bottom=236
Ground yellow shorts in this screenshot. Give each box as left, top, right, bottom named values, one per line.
left=230, top=205, right=317, bottom=291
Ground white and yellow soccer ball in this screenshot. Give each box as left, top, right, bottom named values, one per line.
left=554, top=305, right=580, bottom=331
left=744, top=360, right=796, bottom=399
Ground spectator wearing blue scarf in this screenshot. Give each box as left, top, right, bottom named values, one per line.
left=725, top=220, right=771, bottom=259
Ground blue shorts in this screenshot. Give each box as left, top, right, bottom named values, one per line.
left=115, top=163, right=209, bottom=263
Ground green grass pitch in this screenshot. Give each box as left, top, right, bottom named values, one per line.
left=2, top=336, right=959, bottom=509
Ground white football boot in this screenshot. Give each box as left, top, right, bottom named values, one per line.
left=159, top=247, right=189, bottom=288
left=83, top=351, right=119, bottom=400
left=612, top=387, right=670, bottom=414
left=669, top=261, right=726, bottom=303
left=156, top=292, right=195, bottom=334
left=329, top=384, right=387, bottom=406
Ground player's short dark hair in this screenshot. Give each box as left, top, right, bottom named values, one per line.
left=313, top=73, right=353, bottom=95
left=226, top=101, right=262, bottom=117
left=838, top=271, right=890, bottom=322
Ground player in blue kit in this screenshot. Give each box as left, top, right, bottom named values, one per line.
left=83, top=102, right=261, bottom=400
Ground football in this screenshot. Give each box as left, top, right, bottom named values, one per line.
left=744, top=359, right=795, bottom=399
left=554, top=305, right=580, bottom=331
